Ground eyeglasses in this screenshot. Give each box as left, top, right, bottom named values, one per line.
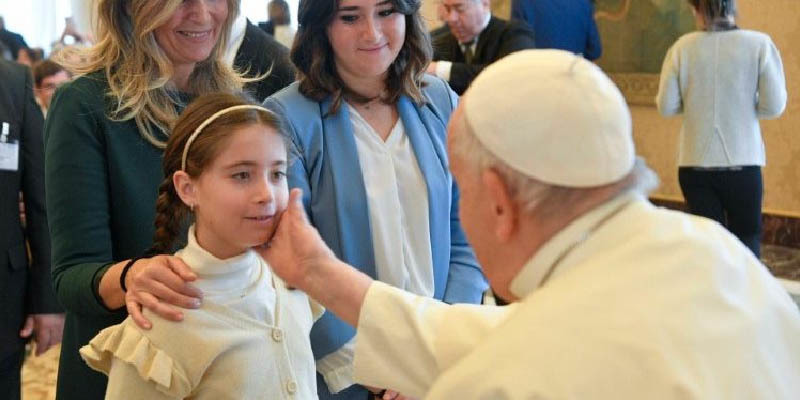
left=38, top=80, right=67, bottom=91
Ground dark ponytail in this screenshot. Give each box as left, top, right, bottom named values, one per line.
left=150, top=176, right=189, bottom=254
left=688, top=0, right=737, bottom=31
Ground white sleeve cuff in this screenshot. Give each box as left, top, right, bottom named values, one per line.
left=435, top=61, right=453, bottom=82
left=316, top=338, right=357, bottom=393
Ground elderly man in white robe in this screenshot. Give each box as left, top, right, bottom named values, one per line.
left=260, top=50, right=800, bottom=400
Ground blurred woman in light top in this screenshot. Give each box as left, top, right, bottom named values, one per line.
left=656, top=0, right=786, bottom=257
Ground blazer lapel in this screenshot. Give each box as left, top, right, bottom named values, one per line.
left=474, top=17, right=500, bottom=63
left=319, top=99, right=377, bottom=279
left=397, top=96, right=450, bottom=298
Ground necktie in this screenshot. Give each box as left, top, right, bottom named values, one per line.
left=462, top=41, right=475, bottom=64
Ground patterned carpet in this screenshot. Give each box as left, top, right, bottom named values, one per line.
left=21, top=343, right=59, bottom=400
left=20, top=246, right=800, bottom=399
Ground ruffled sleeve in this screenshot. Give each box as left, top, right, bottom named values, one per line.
left=80, top=321, right=193, bottom=398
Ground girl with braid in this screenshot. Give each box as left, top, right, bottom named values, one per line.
left=79, top=93, right=323, bottom=400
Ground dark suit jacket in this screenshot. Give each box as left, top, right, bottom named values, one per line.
left=432, top=16, right=536, bottom=94
left=0, top=60, right=61, bottom=359
left=511, top=0, right=602, bottom=60
left=0, top=29, right=28, bottom=61
left=236, top=20, right=295, bottom=102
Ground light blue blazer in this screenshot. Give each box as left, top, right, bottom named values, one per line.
left=264, top=75, right=487, bottom=367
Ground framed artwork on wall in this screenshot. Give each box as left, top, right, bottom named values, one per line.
left=594, top=0, right=696, bottom=105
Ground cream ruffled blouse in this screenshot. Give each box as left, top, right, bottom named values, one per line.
left=80, top=226, right=323, bottom=399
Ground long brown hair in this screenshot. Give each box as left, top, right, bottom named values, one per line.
left=291, top=0, right=431, bottom=113
left=56, top=0, right=245, bottom=148
left=151, top=92, right=287, bottom=254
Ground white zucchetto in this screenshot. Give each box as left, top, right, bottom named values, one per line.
left=463, top=49, right=635, bottom=187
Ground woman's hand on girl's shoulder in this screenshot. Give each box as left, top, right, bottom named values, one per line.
left=125, top=255, right=203, bottom=329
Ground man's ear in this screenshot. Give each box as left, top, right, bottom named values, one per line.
left=173, top=171, right=197, bottom=208
left=482, top=168, right=518, bottom=242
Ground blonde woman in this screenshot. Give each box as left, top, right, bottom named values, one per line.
left=45, top=1, right=244, bottom=398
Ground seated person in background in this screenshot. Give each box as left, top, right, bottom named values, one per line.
left=32, top=60, right=71, bottom=116
left=426, top=0, right=536, bottom=95
left=511, top=0, right=602, bottom=60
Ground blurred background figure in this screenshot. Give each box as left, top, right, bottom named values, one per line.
left=656, top=0, right=787, bottom=257
left=427, top=0, right=536, bottom=95
left=0, top=57, right=64, bottom=400
left=258, top=0, right=296, bottom=48
left=0, top=16, right=29, bottom=61
left=32, top=60, right=71, bottom=116
left=510, top=0, right=602, bottom=60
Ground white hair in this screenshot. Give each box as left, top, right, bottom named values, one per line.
left=450, top=117, right=660, bottom=216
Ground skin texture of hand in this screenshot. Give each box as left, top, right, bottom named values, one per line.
left=257, top=188, right=373, bottom=327
left=382, top=389, right=416, bottom=400
left=364, top=386, right=415, bottom=400
left=125, top=255, right=204, bottom=329
left=19, top=313, right=65, bottom=356
left=257, top=188, right=338, bottom=289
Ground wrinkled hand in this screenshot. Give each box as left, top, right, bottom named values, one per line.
left=125, top=255, right=202, bottom=329
left=382, top=389, right=416, bottom=400
left=257, top=189, right=336, bottom=290
left=19, top=313, right=65, bottom=356
left=365, top=386, right=416, bottom=400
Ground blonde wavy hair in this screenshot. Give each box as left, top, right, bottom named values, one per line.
left=56, top=0, right=244, bottom=148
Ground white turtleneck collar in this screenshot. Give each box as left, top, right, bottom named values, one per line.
left=175, top=225, right=264, bottom=299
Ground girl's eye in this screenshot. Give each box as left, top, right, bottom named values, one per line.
left=378, top=8, right=396, bottom=17
left=340, top=14, right=358, bottom=23
left=271, top=171, right=287, bottom=181
left=232, top=171, right=250, bottom=181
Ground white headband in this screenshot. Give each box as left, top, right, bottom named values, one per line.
left=181, top=105, right=272, bottom=171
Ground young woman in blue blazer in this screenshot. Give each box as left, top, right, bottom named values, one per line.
left=264, top=0, right=487, bottom=398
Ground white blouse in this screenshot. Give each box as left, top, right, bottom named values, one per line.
left=316, top=104, right=435, bottom=392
